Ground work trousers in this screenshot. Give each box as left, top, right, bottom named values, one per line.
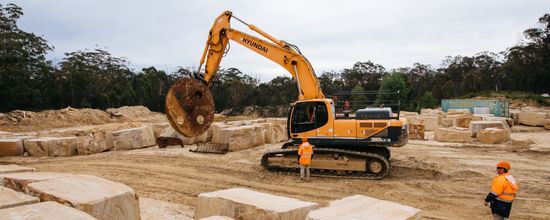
left=300, top=164, right=310, bottom=179
left=492, top=213, right=506, bottom=220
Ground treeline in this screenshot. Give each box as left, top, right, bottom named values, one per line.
left=1, top=3, right=549, bottom=113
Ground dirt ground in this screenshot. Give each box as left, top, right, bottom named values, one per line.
left=1, top=128, right=549, bottom=220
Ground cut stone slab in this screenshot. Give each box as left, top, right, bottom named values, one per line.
left=469, top=121, right=507, bottom=138
left=0, top=138, right=24, bottom=156
left=518, top=111, right=548, bottom=127
left=219, top=126, right=265, bottom=151
left=0, top=186, right=39, bottom=209
left=47, top=125, right=115, bottom=155
left=306, top=195, right=421, bottom=220
left=0, top=172, right=72, bottom=192
left=200, top=216, right=235, bottom=220
left=26, top=175, right=140, bottom=220
left=447, top=109, right=471, bottom=115
left=255, top=123, right=276, bottom=144
left=418, top=116, right=438, bottom=131
left=435, top=127, right=472, bottom=143
left=211, top=123, right=234, bottom=144
left=158, top=126, right=212, bottom=146
left=477, top=128, right=510, bottom=144
left=24, top=137, right=78, bottom=157
left=112, top=125, right=156, bottom=150
left=0, top=201, right=96, bottom=220
left=408, top=124, right=425, bottom=140
left=195, top=188, right=318, bottom=220
left=266, top=118, right=289, bottom=142
left=0, top=165, right=35, bottom=174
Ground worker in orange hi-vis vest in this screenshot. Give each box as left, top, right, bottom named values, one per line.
left=298, top=136, right=314, bottom=181
left=484, top=160, right=519, bottom=220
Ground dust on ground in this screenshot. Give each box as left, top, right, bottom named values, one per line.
left=2, top=130, right=549, bottom=220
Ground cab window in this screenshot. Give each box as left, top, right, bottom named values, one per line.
left=291, top=101, right=328, bottom=133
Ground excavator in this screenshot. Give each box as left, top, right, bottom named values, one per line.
left=165, top=11, right=408, bottom=179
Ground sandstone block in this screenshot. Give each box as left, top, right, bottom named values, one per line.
left=0, top=131, right=13, bottom=138
left=47, top=126, right=115, bottom=155
left=200, top=216, right=235, bottom=220
left=0, top=165, right=34, bottom=174
left=24, top=137, right=78, bottom=157
left=447, top=109, right=471, bottom=115
left=146, top=122, right=171, bottom=138
left=441, top=118, right=454, bottom=128
left=27, top=175, right=140, bottom=220
left=216, top=126, right=265, bottom=151
left=195, top=188, right=318, bottom=220
left=486, top=117, right=514, bottom=128
left=518, top=111, right=548, bottom=127
left=266, top=118, right=289, bottom=142
left=469, top=121, right=507, bottom=137
left=0, top=138, right=24, bottom=156
left=0, top=172, right=72, bottom=192
left=408, top=124, right=425, bottom=140
left=419, top=116, right=438, bottom=131
left=0, top=201, right=96, bottom=219
left=255, top=123, right=276, bottom=144
left=477, top=128, right=510, bottom=144
left=306, top=195, right=421, bottom=220
left=435, top=127, right=472, bottom=143
left=545, top=119, right=550, bottom=130
left=112, top=126, right=155, bottom=150
left=455, top=116, right=473, bottom=128
left=211, top=123, right=234, bottom=144
left=0, top=186, right=39, bottom=209
left=400, top=111, right=419, bottom=117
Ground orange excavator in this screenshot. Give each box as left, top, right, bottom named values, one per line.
left=165, top=11, right=408, bottom=179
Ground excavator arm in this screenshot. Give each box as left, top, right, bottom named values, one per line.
left=198, top=11, right=324, bottom=100
left=166, top=11, right=324, bottom=137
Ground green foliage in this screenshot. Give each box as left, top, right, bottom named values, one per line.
left=350, top=84, right=368, bottom=110
left=416, top=92, right=438, bottom=110
left=376, top=72, right=409, bottom=108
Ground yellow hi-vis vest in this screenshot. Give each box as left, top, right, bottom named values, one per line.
left=491, top=173, right=519, bottom=203
left=298, top=142, right=313, bottom=165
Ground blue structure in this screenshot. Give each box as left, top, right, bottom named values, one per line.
left=441, top=99, right=509, bottom=117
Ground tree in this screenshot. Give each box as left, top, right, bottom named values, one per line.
left=0, top=3, right=53, bottom=111
left=376, top=72, right=410, bottom=109
left=351, top=84, right=368, bottom=110
left=416, top=91, right=438, bottom=110
left=340, top=61, right=385, bottom=91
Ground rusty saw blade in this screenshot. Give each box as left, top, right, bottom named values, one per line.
left=165, top=78, right=215, bottom=137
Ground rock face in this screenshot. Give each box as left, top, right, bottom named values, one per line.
left=112, top=126, right=155, bottom=150
left=254, top=123, right=276, bottom=144
left=47, top=125, right=116, bottom=155
left=518, top=111, right=548, bottom=127
left=0, top=201, right=96, bottom=220
left=0, top=186, right=39, bottom=209
left=435, top=127, right=472, bottom=143
left=0, top=138, right=24, bottom=156
left=0, top=165, right=35, bottom=174
left=408, top=124, right=425, bottom=140
left=26, top=175, right=140, bottom=220
left=195, top=188, right=318, bottom=220
left=477, top=128, right=510, bottom=144
left=306, top=195, right=422, bottom=220
left=24, top=137, right=78, bottom=157
left=0, top=172, right=72, bottom=192
left=545, top=119, right=550, bottom=130
left=469, top=121, right=507, bottom=138
left=265, top=118, right=289, bottom=142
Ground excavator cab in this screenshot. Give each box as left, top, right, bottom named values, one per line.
left=288, top=100, right=331, bottom=145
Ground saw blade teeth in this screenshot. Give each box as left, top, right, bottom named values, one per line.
left=165, top=78, right=215, bottom=137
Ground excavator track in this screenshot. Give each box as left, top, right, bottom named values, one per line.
left=261, top=148, right=389, bottom=180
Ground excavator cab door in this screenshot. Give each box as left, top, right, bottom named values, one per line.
left=290, top=101, right=330, bottom=146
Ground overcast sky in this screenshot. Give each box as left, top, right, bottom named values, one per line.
left=10, top=0, right=550, bottom=82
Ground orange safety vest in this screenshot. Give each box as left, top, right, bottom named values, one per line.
left=298, top=142, right=313, bottom=165
left=490, top=173, right=519, bottom=203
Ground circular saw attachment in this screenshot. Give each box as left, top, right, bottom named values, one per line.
left=165, top=78, right=215, bottom=137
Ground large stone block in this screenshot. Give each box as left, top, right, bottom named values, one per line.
left=477, top=128, right=510, bottom=144
left=24, top=137, right=78, bottom=157
left=219, top=126, right=265, bottom=151
left=408, top=124, right=425, bottom=140
left=306, top=195, right=421, bottom=220
left=27, top=175, right=140, bottom=220
left=47, top=126, right=115, bottom=155
left=211, top=123, right=234, bottom=144
left=200, top=216, right=235, bottom=220
left=255, top=123, right=276, bottom=144
left=447, top=109, right=471, bottom=115
left=112, top=126, right=155, bottom=150
left=400, top=111, right=419, bottom=117
left=146, top=122, right=171, bottom=138
left=518, top=111, right=548, bottom=127
left=0, top=138, right=24, bottom=156
left=159, top=126, right=212, bottom=146
left=0, top=165, right=35, bottom=174
left=486, top=116, right=514, bottom=128
left=195, top=188, right=318, bottom=220
left=418, top=116, right=438, bottom=131
left=0, top=186, right=39, bottom=209
left=0, top=201, right=96, bottom=219
left=0, top=172, right=72, bottom=192
left=266, top=118, right=289, bottom=142
left=435, top=127, right=472, bottom=143
left=545, top=119, right=550, bottom=130
left=469, top=121, right=507, bottom=138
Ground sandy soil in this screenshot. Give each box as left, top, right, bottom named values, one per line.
left=2, top=129, right=549, bottom=220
